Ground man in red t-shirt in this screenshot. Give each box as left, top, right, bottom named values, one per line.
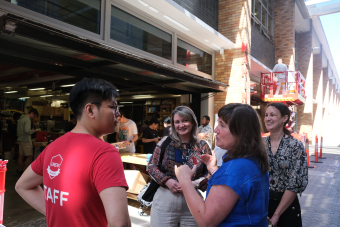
left=15, top=78, right=131, bottom=227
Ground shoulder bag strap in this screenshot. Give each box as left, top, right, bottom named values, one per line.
left=158, top=136, right=172, bottom=171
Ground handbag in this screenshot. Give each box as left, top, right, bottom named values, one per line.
left=137, top=136, right=172, bottom=215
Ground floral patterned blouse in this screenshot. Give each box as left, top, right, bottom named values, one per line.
left=148, top=136, right=212, bottom=191
left=264, top=134, right=308, bottom=195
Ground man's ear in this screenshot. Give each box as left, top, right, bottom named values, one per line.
left=85, top=103, right=96, bottom=119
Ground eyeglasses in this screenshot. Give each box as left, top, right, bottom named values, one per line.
left=91, top=102, right=120, bottom=116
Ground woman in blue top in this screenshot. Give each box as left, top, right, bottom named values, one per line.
left=175, top=103, right=269, bottom=227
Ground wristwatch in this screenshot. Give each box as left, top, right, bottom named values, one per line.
left=129, top=140, right=132, bottom=143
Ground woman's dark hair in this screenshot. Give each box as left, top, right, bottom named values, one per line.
left=219, top=103, right=268, bottom=173
left=266, top=103, right=291, bottom=135
left=69, top=78, right=119, bottom=120
left=29, top=108, right=39, bottom=117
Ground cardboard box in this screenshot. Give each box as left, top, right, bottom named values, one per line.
left=124, top=170, right=150, bottom=195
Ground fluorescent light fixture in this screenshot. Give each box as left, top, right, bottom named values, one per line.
left=40, top=95, right=53, bottom=97
left=19, top=97, right=30, bottom=99
left=29, top=88, right=45, bottom=91
left=120, top=102, right=133, bottom=104
left=5, top=91, right=18, bottom=93
left=149, top=7, right=159, bottom=12
left=138, top=0, right=148, bottom=7
left=117, top=89, right=120, bottom=91
left=212, top=44, right=221, bottom=49
left=65, top=93, right=70, bottom=95
left=205, top=39, right=210, bottom=42
left=164, top=15, right=189, bottom=31
left=60, top=84, right=75, bottom=87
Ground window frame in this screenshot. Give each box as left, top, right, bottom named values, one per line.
left=251, top=0, right=274, bottom=42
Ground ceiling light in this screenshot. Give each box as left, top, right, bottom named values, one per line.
left=19, top=97, right=30, bottom=99
left=5, top=91, right=18, bottom=93
left=138, top=0, right=148, bottom=7
left=164, top=15, right=189, bottom=30
left=149, top=7, right=159, bottom=12
left=29, top=88, right=45, bottom=91
left=65, top=93, right=70, bottom=95
left=40, top=95, right=53, bottom=97
left=60, top=84, right=75, bottom=87
left=120, top=102, right=133, bottom=104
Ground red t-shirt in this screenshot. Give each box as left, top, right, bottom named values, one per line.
left=31, top=132, right=128, bottom=227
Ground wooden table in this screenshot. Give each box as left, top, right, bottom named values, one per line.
left=119, top=152, right=148, bottom=166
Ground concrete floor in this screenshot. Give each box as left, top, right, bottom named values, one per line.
left=3, top=160, right=45, bottom=226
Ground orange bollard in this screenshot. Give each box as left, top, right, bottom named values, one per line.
left=305, top=139, right=314, bottom=168
left=319, top=136, right=326, bottom=159
left=0, top=160, right=8, bottom=225
left=311, top=136, right=322, bottom=163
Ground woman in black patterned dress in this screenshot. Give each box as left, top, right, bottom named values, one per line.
left=264, top=103, right=308, bottom=227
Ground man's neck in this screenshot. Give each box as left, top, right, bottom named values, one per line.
left=121, top=117, right=129, bottom=123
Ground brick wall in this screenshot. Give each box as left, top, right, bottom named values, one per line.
left=273, top=0, right=295, bottom=70
left=251, top=25, right=276, bottom=69
left=214, top=0, right=252, bottom=113
left=173, top=0, right=218, bottom=30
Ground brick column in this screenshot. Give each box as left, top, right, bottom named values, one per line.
left=296, top=23, right=313, bottom=142
left=273, top=0, right=296, bottom=70
left=214, top=0, right=252, bottom=113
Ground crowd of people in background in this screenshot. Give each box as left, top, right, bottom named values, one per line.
left=13, top=77, right=308, bottom=227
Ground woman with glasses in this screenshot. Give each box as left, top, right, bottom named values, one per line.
left=148, top=106, right=211, bottom=227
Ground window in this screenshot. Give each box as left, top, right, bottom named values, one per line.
left=5, top=0, right=101, bottom=34
left=110, top=6, right=172, bottom=60
left=251, top=0, right=273, bottom=42
left=177, top=39, right=212, bottom=75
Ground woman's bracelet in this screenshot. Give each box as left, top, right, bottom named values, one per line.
left=210, top=169, right=218, bottom=175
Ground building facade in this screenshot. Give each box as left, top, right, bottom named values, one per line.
left=0, top=0, right=339, bottom=146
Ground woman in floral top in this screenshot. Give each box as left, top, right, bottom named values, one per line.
left=148, top=106, right=211, bottom=227
left=264, top=103, right=308, bottom=227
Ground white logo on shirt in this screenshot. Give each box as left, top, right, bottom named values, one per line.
left=47, top=154, right=63, bottom=179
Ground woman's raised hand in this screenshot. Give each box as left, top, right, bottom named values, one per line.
left=201, top=150, right=218, bottom=174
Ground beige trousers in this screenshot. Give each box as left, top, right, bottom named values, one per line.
left=150, top=186, right=199, bottom=227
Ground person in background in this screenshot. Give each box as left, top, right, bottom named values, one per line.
left=175, top=103, right=269, bottom=227
left=15, top=78, right=131, bottom=227
left=198, top=115, right=213, bottom=148
left=162, top=116, right=171, bottom=137
left=148, top=106, right=211, bottom=227
left=9, top=112, right=22, bottom=161
left=140, top=120, right=149, bottom=136
left=17, top=108, right=39, bottom=175
left=264, top=103, right=308, bottom=227
left=273, top=58, right=288, bottom=95
left=65, top=114, right=77, bottom=132
left=115, top=110, right=138, bottom=153
left=142, top=118, right=159, bottom=154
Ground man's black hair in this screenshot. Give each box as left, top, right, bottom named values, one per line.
left=13, top=112, right=22, bottom=120
left=69, top=78, right=119, bottom=119
left=149, top=118, right=159, bottom=125
left=119, top=110, right=125, bottom=118
left=162, top=116, right=171, bottom=124
left=29, top=108, right=39, bottom=117
left=203, top=115, right=210, bottom=122
left=70, top=114, right=76, bottom=120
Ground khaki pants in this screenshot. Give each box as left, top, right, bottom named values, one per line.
left=150, top=187, right=199, bottom=227
left=18, top=142, right=33, bottom=156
